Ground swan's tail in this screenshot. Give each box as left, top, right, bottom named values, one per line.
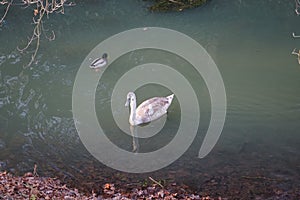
left=166, top=94, right=174, bottom=104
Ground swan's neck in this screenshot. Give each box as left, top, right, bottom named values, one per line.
left=129, top=99, right=137, bottom=125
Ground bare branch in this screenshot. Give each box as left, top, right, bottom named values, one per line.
left=292, top=32, right=300, bottom=38
left=0, top=0, right=9, bottom=5
left=0, top=0, right=13, bottom=25
left=42, top=23, right=55, bottom=41
left=292, top=48, right=300, bottom=64
left=295, top=0, right=300, bottom=15
left=12, top=0, right=75, bottom=67
left=2, top=0, right=74, bottom=67
left=17, top=34, right=36, bottom=52
left=168, top=0, right=185, bottom=6
left=149, top=177, right=164, bottom=188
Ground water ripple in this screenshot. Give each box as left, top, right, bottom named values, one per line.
left=0, top=55, right=6, bottom=66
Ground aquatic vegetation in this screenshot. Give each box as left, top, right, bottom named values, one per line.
left=148, top=0, right=208, bottom=12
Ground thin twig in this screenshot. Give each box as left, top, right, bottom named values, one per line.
left=242, top=175, right=283, bottom=182
left=12, top=0, right=75, bottom=67
left=291, top=48, right=300, bottom=64
left=33, top=163, right=39, bottom=177
left=168, top=0, right=185, bottom=6
left=295, top=0, right=300, bottom=15
left=0, top=0, right=13, bottom=25
left=41, top=23, right=55, bottom=41
left=292, top=32, right=300, bottom=38
left=0, top=0, right=8, bottom=5
left=149, top=176, right=164, bottom=188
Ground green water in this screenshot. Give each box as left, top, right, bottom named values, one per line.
left=1, top=0, right=300, bottom=196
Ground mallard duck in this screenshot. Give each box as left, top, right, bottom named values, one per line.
left=90, top=53, right=108, bottom=69
left=125, top=92, right=174, bottom=126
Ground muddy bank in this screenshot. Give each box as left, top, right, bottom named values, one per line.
left=0, top=171, right=220, bottom=199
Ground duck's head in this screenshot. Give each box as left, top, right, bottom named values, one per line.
left=125, top=92, right=136, bottom=107
left=102, top=53, right=108, bottom=59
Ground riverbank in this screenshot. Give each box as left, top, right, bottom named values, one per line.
left=0, top=171, right=219, bottom=199
left=1, top=169, right=300, bottom=199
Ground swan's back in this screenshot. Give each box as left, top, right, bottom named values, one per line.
left=136, top=94, right=174, bottom=124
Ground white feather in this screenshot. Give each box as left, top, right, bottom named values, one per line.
left=125, top=92, right=174, bottom=126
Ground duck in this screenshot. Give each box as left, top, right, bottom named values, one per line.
left=90, top=53, right=108, bottom=69
left=125, top=92, right=174, bottom=126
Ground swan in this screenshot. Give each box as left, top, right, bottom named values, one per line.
left=90, top=53, right=108, bottom=69
left=125, top=92, right=174, bottom=126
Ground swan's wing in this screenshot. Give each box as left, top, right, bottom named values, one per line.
left=136, top=97, right=171, bottom=122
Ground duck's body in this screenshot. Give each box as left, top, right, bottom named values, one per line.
left=90, top=53, right=108, bottom=69
left=125, top=92, right=174, bottom=126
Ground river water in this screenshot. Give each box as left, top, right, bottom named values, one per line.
left=0, top=0, right=300, bottom=197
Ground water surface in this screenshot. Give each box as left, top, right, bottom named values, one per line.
left=0, top=0, right=300, bottom=197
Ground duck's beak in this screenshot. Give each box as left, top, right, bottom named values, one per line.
left=125, top=98, right=130, bottom=107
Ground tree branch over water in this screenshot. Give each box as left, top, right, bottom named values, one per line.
left=292, top=0, right=300, bottom=64
left=0, top=0, right=13, bottom=25
left=1, top=0, right=207, bottom=67
left=0, top=0, right=75, bottom=67
left=292, top=48, right=300, bottom=64
left=295, top=0, right=300, bottom=15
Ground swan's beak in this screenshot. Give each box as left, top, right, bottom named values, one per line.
left=125, top=98, right=130, bottom=107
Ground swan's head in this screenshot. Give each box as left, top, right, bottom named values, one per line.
left=125, top=92, right=136, bottom=107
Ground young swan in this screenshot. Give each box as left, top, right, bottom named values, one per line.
left=125, top=92, right=174, bottom=126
